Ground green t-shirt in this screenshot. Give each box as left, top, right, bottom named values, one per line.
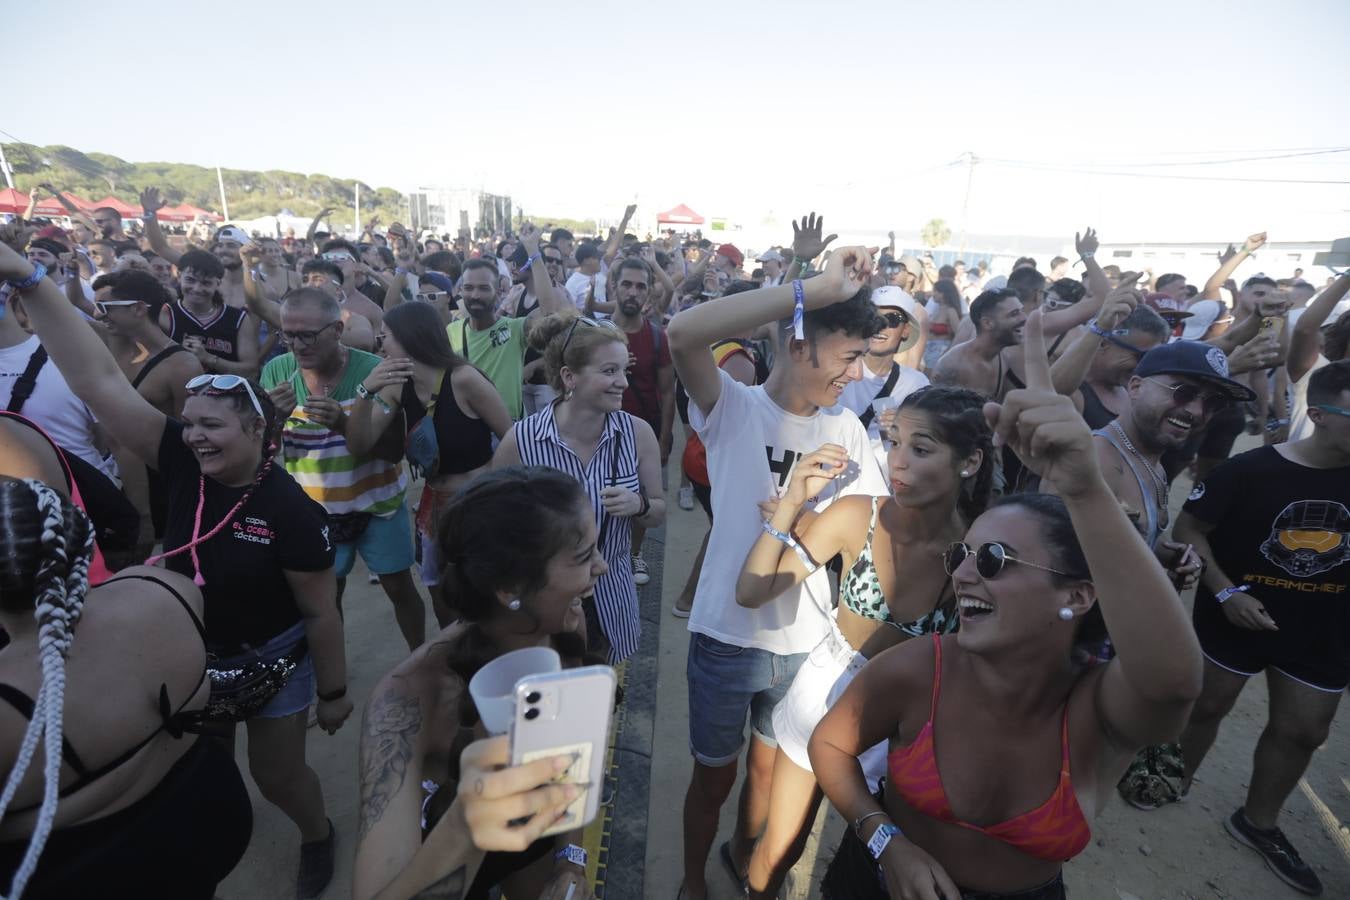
left=261, top=349, right=407, bottom=516
left=446, top=316, right=528, bottom=419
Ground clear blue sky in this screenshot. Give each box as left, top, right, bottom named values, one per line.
left=7, top=0, right=1350, bottom=241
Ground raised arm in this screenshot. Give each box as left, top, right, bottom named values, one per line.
left=0, top=230, right=165, bottom=465
left=1048, top=273, right=1141, bottom=395
left=667, top=242, right=874, bottom=418
left=602, top=204, right=636, bottom=265
left=1074, top=227, right=1111, bottom=303
left=518, top=222, right=565, bottom=316
left=787, top=212, right=838, bottom=279
left=139, top=187, right=183, bottom=267
left=1289, top=272, right=1350, bottom=383
left=307, top=207, right=333, bottom=253
left=22, top=187, right=39, bottom=222
left=240, top=243, right=282, bottom=328
left=1201, top=232, right=1266, bottom=300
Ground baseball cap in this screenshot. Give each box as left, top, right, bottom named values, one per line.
left=871, top=286, right=922, bottom=353
left=214, top=225, right=250, bottom=246
left=897, top=254, right=925, bottom=277
left=717, top=243, right=744, bottom=269
left=1134, top=340, right=1256, bottom=401
left=419, top=272, right=455, bottom=294
left=755, top=249, right=784, bottom=263
left=1180, top=300, right=1223, bottom=340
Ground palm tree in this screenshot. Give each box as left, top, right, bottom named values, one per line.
left=921, top=217, right=952, bottom=249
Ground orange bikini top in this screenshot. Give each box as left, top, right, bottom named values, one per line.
left=886, top=635, right=1092, bottom=862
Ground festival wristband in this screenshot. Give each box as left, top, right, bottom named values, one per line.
left=7, top=263, right=47, bottom=292
left=636, top=492, right=651, bottom=518
left=1215, top=585, right=1250, bottom=604
left=520, top=252, right=542, bottom=272
left=356, top=382, right=395, bottom=414
left=761, top=520, right=818, bottom=572
left=317, top=685, right=347, bottom=702
left=556, top=844, right=587, bottom=868
left=867, top=822, right=902, bottom=860
left=791, top=279, right=805, bottom=341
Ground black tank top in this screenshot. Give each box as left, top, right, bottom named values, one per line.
left=165, top=301, right=247, bottom=362
left=1079, top=382, right=1118, bottom=430
left=131, top=344, right=192, bottom=390
left=401, top=369, right=495, bottom=474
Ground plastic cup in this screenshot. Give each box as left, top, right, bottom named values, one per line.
left=468, top=646, right=561, bottom=734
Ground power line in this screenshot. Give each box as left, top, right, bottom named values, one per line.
left=979, top=158, right=1350, bottom=185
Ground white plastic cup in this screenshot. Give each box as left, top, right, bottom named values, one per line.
left=468, top=646, right=561, bottom=734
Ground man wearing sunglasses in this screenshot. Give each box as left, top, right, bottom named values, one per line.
left=1050, top=301, right=1172, bottom=430
left=1169, top=360, right=1350, bottom=897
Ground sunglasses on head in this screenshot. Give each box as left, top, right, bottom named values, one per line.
left=1101, top=331, right=1147, bottom=359
left=943, top=541, right=1080, bottom=580
left=185, top=373, right=264, bottom=418
left=1144, top=377, right=1230, bottom=414
left=560, top=315, right=621, bottom=357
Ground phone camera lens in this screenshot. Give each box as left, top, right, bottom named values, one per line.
left=524, top=708, right=540, bottom=721
left=525, top=691, right=541, bottom=704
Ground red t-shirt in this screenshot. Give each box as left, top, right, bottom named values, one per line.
left=621, top=320, right=671, bottom=429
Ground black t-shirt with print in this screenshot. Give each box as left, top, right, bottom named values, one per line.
left=157, top=419, right=335, bottom=652
left=1184, top=445, right=1350, bottom=646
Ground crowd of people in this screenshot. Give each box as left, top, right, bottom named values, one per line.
left=0, top=192, right=1345, bottom=900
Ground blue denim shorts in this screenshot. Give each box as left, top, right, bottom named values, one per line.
left=212, top=620, right=314, bottom=719
left=686, top=633, right=808, bottom=767
left=333, top=500, right=416, bottom=578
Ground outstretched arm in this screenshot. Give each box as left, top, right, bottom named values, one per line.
left=1201, top=232, right=1266, bottom=300
left=519, top=222, right=565, bottom=316
left=1048, top=273, right=1141, bottom=395
left=1289, top=272, right=1350, bottom=383
left=603, top=204, right=636, bottom=265
left=139, top=187, right=183, bottom=267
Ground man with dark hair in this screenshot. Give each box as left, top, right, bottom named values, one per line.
left=241, top=251, right=377, bottom=352
left=90, top=206, right=136, bottom=252
left=668, top=238, right=886, bottom=900
left=1156, top=272, right=1188, bottom=306
left=144, top=250, right=177, bottom=294
left=1012, top=255, right=1037, bottom=271
left=1171, top=358, right=1350, bottom=898
left=1051, top=303, right=1172, bottom=428
left=320, top=239, right=390, bottom=310
left=157, top=248, right=261, bottom=378
left=421, top=249, right=462, bottom=284
left=550, top=226, right=575, bottom=262
left=1049, top=255, right=1069, bottom=280
left=931, top=288, right=1026, bottom=397
left=564, top=242, right=608, bottom=314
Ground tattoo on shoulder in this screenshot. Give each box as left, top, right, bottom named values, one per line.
left=357, top=686, right=423, bottom=840
left=412, top=866, right=466, bottom=899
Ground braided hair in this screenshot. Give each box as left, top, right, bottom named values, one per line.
left=896, top=386, right=996, bottom=524
left=0, top=478, right=95, bottom=899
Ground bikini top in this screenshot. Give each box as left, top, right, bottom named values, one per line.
left=839, top=499, right=957, bottom=637
left=886, top=635, right=1092, bottom=862
left=0, top=574, right=207, bottom=814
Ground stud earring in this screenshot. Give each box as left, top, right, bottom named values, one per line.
left=508, top=597, right=522, bottom=611
left=1058, top=607, right=1074, bottom=621
left=960, top=470, right=970, bottom=477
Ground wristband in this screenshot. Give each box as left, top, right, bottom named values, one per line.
left=791, top=279, right=805, bottom=341
left=521, top=252, right=542, bottom=272
left=1264, top=417, right=1289, bottom=432
left=761, top=520, right=818, bottom=572
left=1087, top=319, right=1127, bottom=339
left=867, top=822, right=902, bottom=860
left=636, top=492, right=651, bottom=518
left=356, top=382, right=395, bottom=414
left=143, top=212, right=156, bottom=222
left=555, top=844, right=587, bottom=868
left=7, top=263, right=47, bottom=292
left=1079, top=251, right=1095, bottom=261
left=1215, top=584, right=1250, bottom=604
left=317, top=685, right=347, bottom=702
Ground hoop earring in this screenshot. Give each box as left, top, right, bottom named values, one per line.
left=1058, top=607, right=1074, bottom=621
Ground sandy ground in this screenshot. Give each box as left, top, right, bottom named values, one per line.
left=224, top=433, right=1347, bottom=899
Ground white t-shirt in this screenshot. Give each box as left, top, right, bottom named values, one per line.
left=565, top=269, right=608, bottom=311
left=838, top=362, right=930, bottom=474
left=0, top=334, right=117, bottom=480
left=689, top=369, right=887, bottom=654
left=1288, top=354, right=1328, bottom=442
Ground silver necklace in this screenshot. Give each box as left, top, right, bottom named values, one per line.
left=1110, top=421, right=1168, bottom=516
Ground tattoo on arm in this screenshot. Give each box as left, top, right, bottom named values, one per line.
left=411, top=866, right=466, bottom=899
left=358, top=687, right=423, bottom=840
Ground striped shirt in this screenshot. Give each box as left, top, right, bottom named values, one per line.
left=514, top=402, right=641, bottom=662
left=261, top=350, right=407, bottom=517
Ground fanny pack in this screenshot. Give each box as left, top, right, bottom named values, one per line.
left=199, top=636, right=309, bottom=723
left=327, top=511, right=372, bottom=544
left=405, top=371, right=445, bottom=478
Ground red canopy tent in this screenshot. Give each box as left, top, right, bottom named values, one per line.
left=0, top=188, right=31, bottom=215
left=33, top=192, right=95, bottom=218
left=156, top=203, right=223, bottom=223
left=656, top=203, right=704, bottom=226
left=89, top=195, right=143, bottom=218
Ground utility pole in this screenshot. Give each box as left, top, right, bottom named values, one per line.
left=958, top=151, right=978, bottom=254
left=354, top=182, right=361, bottom=237
left=0, top=144, right=13, bottom=190
left=216, top=166, right=230, bottom=221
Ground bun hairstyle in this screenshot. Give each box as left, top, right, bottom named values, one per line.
left=897, top=386, right=995, bottom=523
left=527, top=311, right=628, bottom=393
left=436, top=466, right=594, bottom=719
left=0, top=479, right=95, bottom=896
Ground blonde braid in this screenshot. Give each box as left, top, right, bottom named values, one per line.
left=0, top=480, right=92, bottom=900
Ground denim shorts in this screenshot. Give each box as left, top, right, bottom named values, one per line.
left=334, top=500, right=416, bottom=578
left=686, top=632, right=808, bottom=767
left=212, top=620, right=314, bottom=719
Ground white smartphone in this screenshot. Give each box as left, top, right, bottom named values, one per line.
left=509, top=665, right=616, bottom=838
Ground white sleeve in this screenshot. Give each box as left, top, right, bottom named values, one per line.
left=838, top=409, right=889, bottom=497
left=688, top=368, right=748, bottom=447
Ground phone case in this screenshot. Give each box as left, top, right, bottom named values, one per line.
left=509, top=665, right=616, bottom=838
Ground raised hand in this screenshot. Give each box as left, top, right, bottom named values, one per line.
left=1242, top=232, right=1267, bottom=254
left=816, top=246, right=874, bottom=306
left=791, top=213, right=838, bottom=264
left=364, top=356, right=415, bottom=392
left=1225, top=332, right=1281, bottom=375
left=621, top=203, right=637, bottom=222
left=783, top=443, right=850, bottom=508
left=140, top=186, right=165, bottom=215
left=1074, top=226, right=1099, bottom=257
left=518, top=221, right=541, bottom=253
left=1216, top=244, right=1237, bottom=265
left=984, top=310, right=1100, bottom=495
left=1096, top=272, right=1143, bottom=331
left=0, top=225, right=35, bottom=259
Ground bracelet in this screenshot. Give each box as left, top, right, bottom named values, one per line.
left=356, top=382, right=395, bottom=414
left=636, top=492, right=651, bottom=518
left=761, top=519, right=818, bottom=572
left=1264, top=417, right=1289, bottom=432
left=520, top=252, right=542, bottom=272
left=791, top=279, right=806, bottom=341
left=7, top=263, right=47, bottom=292
left=1215, top=584, right=1250, bottom=604
left=854, top=810, right=889, bottom=839
left=555, top=844, right=587, bottom=868
left=867, top=822, right=902, bottom=861
left=143, top=212, right=156, bottom=222
left=317, top=685, right=347, bottom=702
left=1079, top=251, right=1095, bottom=261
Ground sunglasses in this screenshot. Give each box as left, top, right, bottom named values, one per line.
left=560, top=315, right=620, bottom=358
left=1144, top=377, right=1230, bottom=414
left=1313, top=403, right=1350, bottom=418
left=943, top=541, right=1080, bottom=580
left=94, top=299, right=141, bottom=315
left=279, top=320, right=340, bottom=348
left=879, top=311, right=908, bottom=328
left=416, top=290, right=447, bottom=303
left=185, top=373, right=264, bottom=418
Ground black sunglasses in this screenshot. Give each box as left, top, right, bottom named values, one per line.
left=1144, top=377, right=1230, bottom=414
left=880, top=311, right=908, bottom=328
left=943, top=541, right=1080, bottom=580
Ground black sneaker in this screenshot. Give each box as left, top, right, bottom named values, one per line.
left=297, top=818, right=336, bottom=899
left=1224, top=808, right=1322, bottom=896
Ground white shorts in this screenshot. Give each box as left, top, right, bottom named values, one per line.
left=771, top=612, right=888, bottom=791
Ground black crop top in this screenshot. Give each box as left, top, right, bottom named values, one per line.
left=401, top=369, right=495, bottom=475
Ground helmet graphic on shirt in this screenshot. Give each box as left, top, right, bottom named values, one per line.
left=1258, top=500, right=1350, bottom=579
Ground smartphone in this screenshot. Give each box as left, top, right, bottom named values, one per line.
left=1260, top=316, right=1285, bottom=339
left=509, top=665, right=616, bottom=838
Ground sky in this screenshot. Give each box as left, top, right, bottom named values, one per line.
left=6, top=0, right=1350, bottom=245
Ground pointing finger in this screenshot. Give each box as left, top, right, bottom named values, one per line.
left=1022, top=309, right=1052, bottom=391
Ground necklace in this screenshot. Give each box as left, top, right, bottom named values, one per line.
left=1110, top=421, right=1169, bottom=518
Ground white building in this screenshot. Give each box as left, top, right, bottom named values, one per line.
left=1095, top=239, right=1335, bottom=287
left=408, top=187, right=513, bottom=240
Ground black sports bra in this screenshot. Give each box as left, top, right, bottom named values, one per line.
left=0, top=574, right=207, bottom=814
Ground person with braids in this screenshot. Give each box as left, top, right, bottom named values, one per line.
left=734, top=386, right=994, bottom=899
left=0, top=237, right=352, bottom=900
left=353, top=466, right=607, bottom=900
left=494, top=310, right=667, bottom=663
left=809, top=311, right=1203, bottom=900
left=0, top=479, right=252, bottom=899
